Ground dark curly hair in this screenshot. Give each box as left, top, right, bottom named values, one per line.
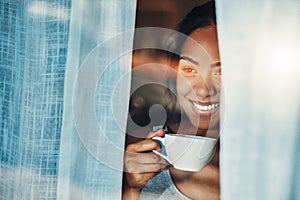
left=175, top=1, right=217, bottom=56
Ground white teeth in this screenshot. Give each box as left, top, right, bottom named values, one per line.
left=192, top=102, right=219, bottom=111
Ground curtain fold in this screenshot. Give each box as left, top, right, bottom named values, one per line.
left=216, top=0, right=300, bottom=199
left=0, top=0, right=136, bottom=199
left=57, top=0, right=136, bottom=199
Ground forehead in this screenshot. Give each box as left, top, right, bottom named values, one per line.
left=181, top=27, right=220, bottom=62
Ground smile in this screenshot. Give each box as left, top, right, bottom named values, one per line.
left=192, top=101, right=219, bottom=111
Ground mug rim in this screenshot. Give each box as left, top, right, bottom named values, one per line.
left=166, top=133, right=217, bottom=141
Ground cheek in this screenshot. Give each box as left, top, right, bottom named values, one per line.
left=210, top=77, right=221, bottom=93
left=176, top=75, right=193, bottom=97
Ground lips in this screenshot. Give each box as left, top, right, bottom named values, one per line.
left=191, top=101, right=219, bottom=117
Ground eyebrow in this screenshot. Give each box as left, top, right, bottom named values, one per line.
left=180, top=56, right=221, bottom=67
left=211, top=61, right=221, bottom=67
left=180, top=56, right=199, bottom=66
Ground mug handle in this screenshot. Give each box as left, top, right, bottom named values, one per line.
left=152, top=136, right=166, bottom=145
left=152, top=137, right=172, bottom=164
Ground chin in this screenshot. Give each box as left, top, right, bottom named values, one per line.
left=192, top=117, right=220, bottom=131
left=188, top=117, right=210, bottom=130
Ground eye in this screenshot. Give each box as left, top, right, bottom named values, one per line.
left=182, top=66, right=197, bottom=73
left=178, top=59, right=199, bottom=76
left=213, top=66, right=222, bottom=76
left=179, top=65, right=199, bottom=76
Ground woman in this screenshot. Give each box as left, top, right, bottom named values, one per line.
left=123, top=2, right=221, bottom=199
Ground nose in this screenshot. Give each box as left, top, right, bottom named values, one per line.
left=194, top=74, right=216, bottom=99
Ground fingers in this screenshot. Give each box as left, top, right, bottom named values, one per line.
left=125, top=130, right=165, bottom=153
left=135, top=153, right=166, bottom=164
left=125, top=156, right=169, bottom=173
left=146, top=129, right=165, bottom=139
left=123, top=129, right=169, bottom=192
left=125, top=162, right=169, bottom=173
left=124, top=163, right=169, bottom=190
left=123, top=153, right=170, bottom=192
left=125, top=129, right=168, bottom=173
left=126, top=139, right=162, bottom=153
left=126, top=152, right=168, bottom=165
left=124, top=171, right=157, bottom=190
left=125, top=151, right=169, bottom=172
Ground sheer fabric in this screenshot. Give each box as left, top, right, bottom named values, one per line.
left=216, top=0, right=300, bottom=199
left=0, top=0, right=136, bottom=199
left=2, top=0, right=300, bottom=199
left=57, top=0, right=136, bottom=199
left=0, top=1, right=71, bottom=199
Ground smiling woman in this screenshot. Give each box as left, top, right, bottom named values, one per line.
left=122, top=1, right=220, bottom=199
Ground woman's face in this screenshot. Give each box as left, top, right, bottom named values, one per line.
left=176, top=27, right=221, bottom=131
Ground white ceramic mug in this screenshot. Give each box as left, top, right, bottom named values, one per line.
left=152, top=134, right=217, bottom=172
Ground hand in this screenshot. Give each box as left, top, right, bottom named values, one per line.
left=122, top=130, right=169, bottom=199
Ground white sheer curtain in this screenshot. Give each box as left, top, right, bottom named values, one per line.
left=0, top=0, right=136, bottom=199
left=216, top=0, right=300, bottom=199
left=1, top=1, right=72, bottom=199
left=57, top=0, right=136, bottom=199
